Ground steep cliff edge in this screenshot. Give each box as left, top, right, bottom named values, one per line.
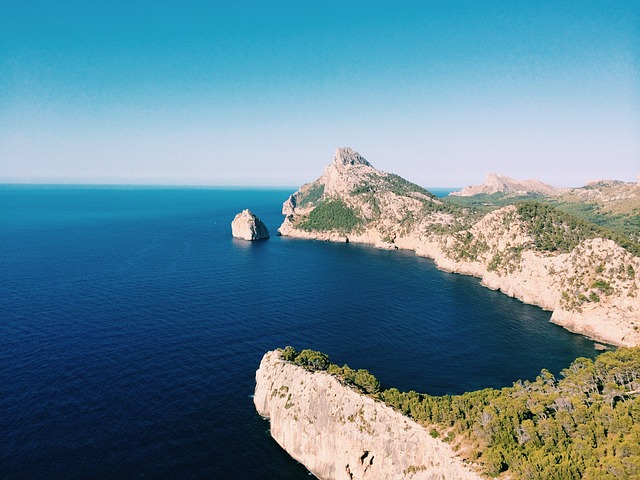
left=257, top=347, right=640, bottom=479
left=279, top=148, right=640, bottom=347
left=254, top=350, right=483, bottom=480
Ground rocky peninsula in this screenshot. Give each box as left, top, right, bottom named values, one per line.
left=255, top=350, right=483, bottom=480
left=278, top=148, right=640, bottom=347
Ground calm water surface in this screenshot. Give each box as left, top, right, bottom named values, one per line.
left=0, top=186, right=600, bottom=479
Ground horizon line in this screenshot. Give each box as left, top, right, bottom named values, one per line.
left=0, top=181, right=464, bottom=190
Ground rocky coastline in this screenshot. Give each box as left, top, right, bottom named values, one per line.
left=277, top=148, right=640, bottom=347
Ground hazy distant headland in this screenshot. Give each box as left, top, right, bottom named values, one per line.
left=257, top=148, right=640, bottom=479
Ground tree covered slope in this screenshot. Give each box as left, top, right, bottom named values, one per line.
left=278, top=346, right=640, bottom=480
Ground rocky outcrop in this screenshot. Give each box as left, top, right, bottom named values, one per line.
left=254, top=351, right=483, bottom=480
left=278, top=148, right=640, bottom=347
left=231, top=209, right=269, bottom=241
left=450, top=173, right=563, bottom=197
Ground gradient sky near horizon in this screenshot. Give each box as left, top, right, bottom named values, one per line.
left=2, top=1, right=639, bottom=187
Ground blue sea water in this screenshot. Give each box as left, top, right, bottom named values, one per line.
left=0, top=186, right=600, bottom=479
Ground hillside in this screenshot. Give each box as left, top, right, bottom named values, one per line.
left=255, top=349, right=483, bottom=480
left=550, top=180, right=640, bottom=244
left=447, top=175, right=640, bottom=245
left=279, top=148, right=640, bottom=347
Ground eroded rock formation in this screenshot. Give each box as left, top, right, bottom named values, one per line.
left=254, top=351, right=483, bottom=480
left=231, top=209, right=270, bottom=241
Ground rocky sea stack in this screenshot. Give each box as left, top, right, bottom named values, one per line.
left=231, top=209, right=269, bottom=241
left=255, top=350, right=482, bottom=480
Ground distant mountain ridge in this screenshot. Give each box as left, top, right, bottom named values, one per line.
left=450, top=172, right=640, bottom=207
left=451, top=172, right=563, bottom=197
left=562, top=177, right=640, bottom=209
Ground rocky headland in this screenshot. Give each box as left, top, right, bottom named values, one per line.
left=254, top=350, right=483, bottom=480
left=278, top=148, right=640, bottom=347
left=256, top=347, right=640, bottom=479
left=231, top=209, right=270, bottom=241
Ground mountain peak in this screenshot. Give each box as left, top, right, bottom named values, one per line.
left=333, top=147, right=371, bottom=167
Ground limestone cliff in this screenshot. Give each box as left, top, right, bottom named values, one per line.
left=254, top=351, right=483, bottom=480
left=279, top=148, right=640, bottom=347
left=231, top=209, right=270, bottom=241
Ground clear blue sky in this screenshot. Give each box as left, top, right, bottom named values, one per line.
left=2, top=1, right=639, bottom=187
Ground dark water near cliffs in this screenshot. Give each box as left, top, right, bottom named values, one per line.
left=0, top=186, right=599, bottom=479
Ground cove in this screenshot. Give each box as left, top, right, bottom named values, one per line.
left=0, top=187, right=601, bottom=478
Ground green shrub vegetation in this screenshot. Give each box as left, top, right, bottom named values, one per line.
left=545, top=199, right=640, bottom=245
left=293, top=349, right=330, bottom=371
left=350, top=173, right=436, bottom=199
left=517, top=202, right=640, bottom=256
left=296, top=183, right=325, bottom=207
left=517, top=202, right=601, bottom=253
left=448, top=231, right=489, bottom=262
left=299, top=199, right=363, bottom=233
left=591, top=280, right=613, bottom=296
left=448, top=192, right=640, bottom=244
left=386, top=174, right=436, bottom=198
left=279, top=346, right=380, bottom=394
left=278, top=346, right=640, bottom=479
left=448, top=195, right=640, bottom=256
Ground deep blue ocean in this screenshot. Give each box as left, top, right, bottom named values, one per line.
left=0, top=186, right=601, bottom=479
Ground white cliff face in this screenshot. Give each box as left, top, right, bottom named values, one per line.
left=254, top=351, right=483, bottom=480
left=430, top=235, right=640, bottom=347
left=278, top=148, right=640, bottom=347
left=231, top=209, right=270, bottom=241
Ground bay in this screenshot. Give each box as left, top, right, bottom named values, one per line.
left=0, top=186, right=599, bottom=479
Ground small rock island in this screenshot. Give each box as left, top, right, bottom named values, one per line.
left=231, top=209, right=269, bottom=241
